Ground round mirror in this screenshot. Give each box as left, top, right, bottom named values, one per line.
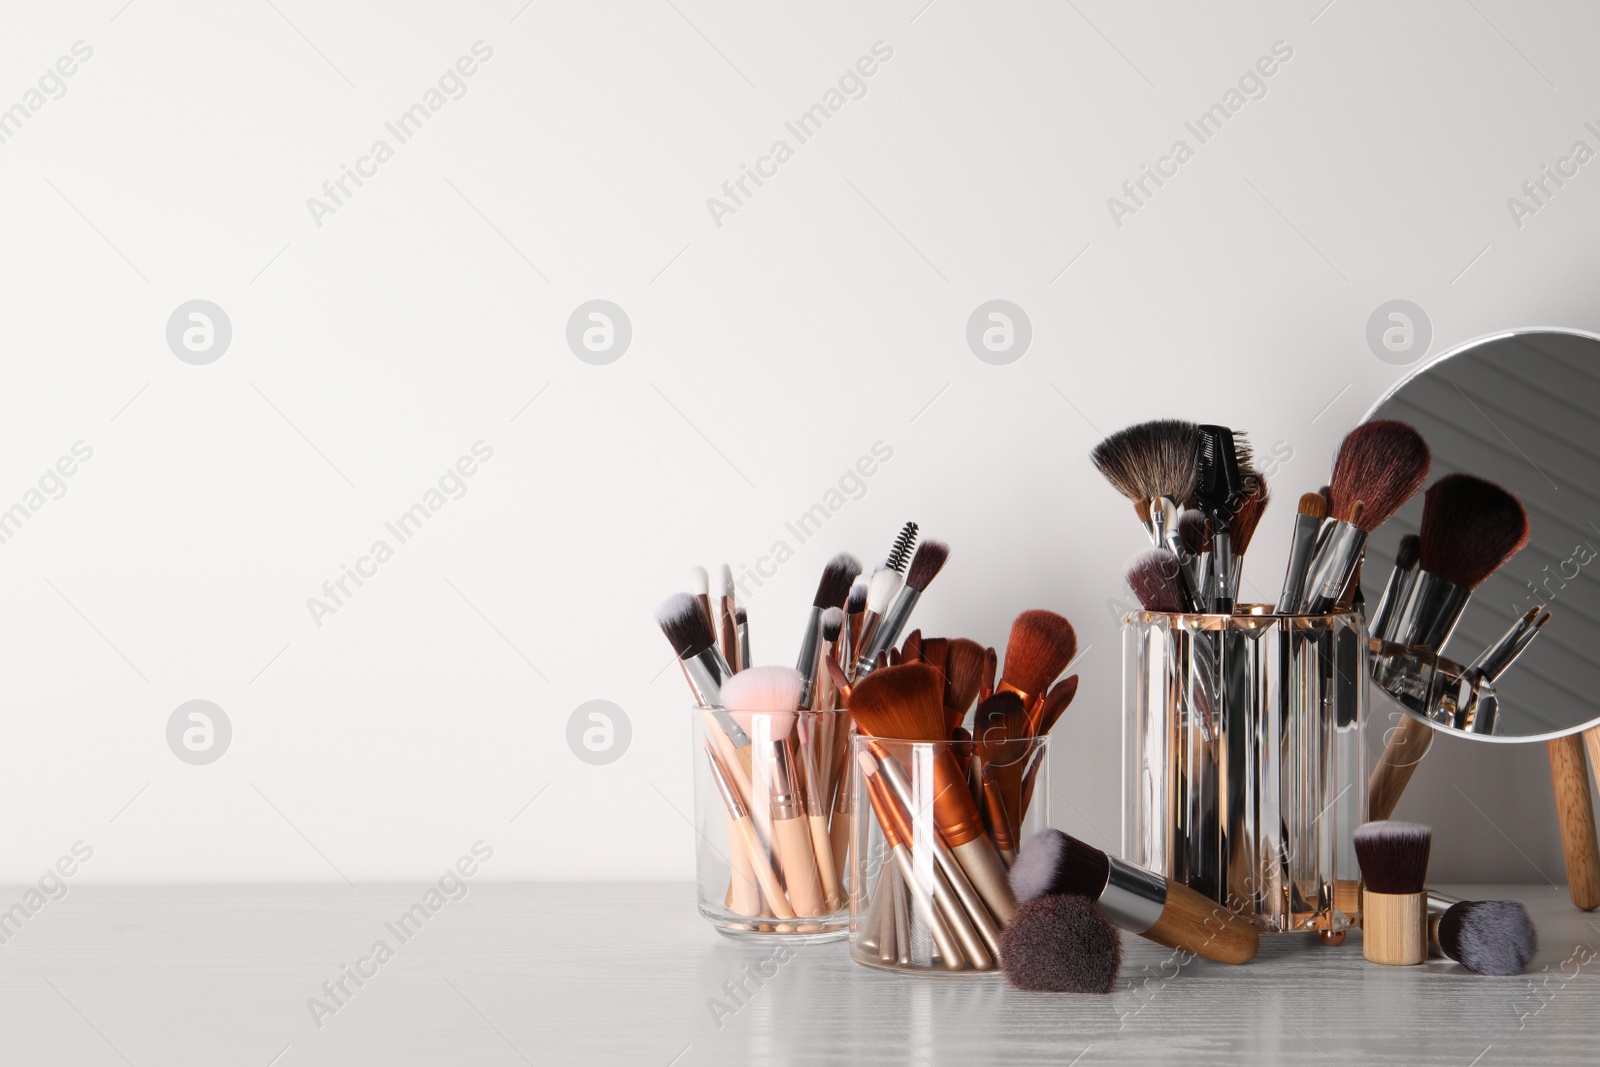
left=1364, top=328, right=1600, bottom=742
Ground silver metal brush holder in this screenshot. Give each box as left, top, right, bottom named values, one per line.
left=1122, top=607, right=1367, bottom=933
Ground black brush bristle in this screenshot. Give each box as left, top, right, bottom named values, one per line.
left=884, top=522, right=918, bottom=574
left=1010, top=829, right=1110, bottom=903
left=812, top=552, right=862, bottom=609
left=906, top=539, right=949, bottom=592
left=1328, top=421, right=1431, bottom=530
left=1000, top=895, right=1123, bottom=994
left=1437, top=899, right=1537, bottom=975
left=1417, top=473, right=1530, bottom=589
left=1090, top=419, right=1203, bottom=505
left=1178, top=508, right=1212, bottom=556
left=1395, top=533, right=1420, bottom=571
left=846, top=583, right=868, bottom=615
left=1354, top=821, right=1431, bottom=895
left=1126, top=548, right=1187, bottom=612
left=655, top=592, right=716, bottom=658
left=734, top=606, right=748, bottom=624
left=820, top=606, right=844, bottom=642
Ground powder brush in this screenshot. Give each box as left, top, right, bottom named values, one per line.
left=998, top=610, right=1078, bottom=711
left=1429, top=893, right=1537, bottom=975
left=1000, top=894, right=1122, bottom=993
left=1355, top=820, right=1432, bottom=965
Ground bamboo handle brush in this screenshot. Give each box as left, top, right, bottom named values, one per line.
left=1369, top=714, right=1435, bottom=822
left=1548, top=734, right=1600, bottom=911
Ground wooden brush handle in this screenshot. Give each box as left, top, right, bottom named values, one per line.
left=1548, top=734, right=1600, bottom=911
left=1146, top=879, right=1261, bottom=964
left=773, top=814, right=827, bottom=917
left=1368, top=713, right=1434, bottom=821
left=808, top=814, right=843, bottom=912
left=949, top=836, right=1016, bottom=925
left=724, top=811, right=761, bottom=916
left=1362, top=890, right=1426, bottom=965
left=733, top=814, right=794, bottom=920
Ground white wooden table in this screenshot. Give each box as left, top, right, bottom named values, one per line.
left=0, top=884, right=1591, bottom=1065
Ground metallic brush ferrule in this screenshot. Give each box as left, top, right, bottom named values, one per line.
left=855, top=587, right=922, bottom=678
left=768, top=742, right=803, bottom=820
left=683, top=646, right=747, bottom=746
left=1300, top=520, right=1367, bottom=614
left=794, top=605, right=824, bottom=706
left=1368, top=562, right=1419, bottom=641
left=1467, top=608, right=1544, bottom=683
left=1100, top=854, right=1169, bottom=934
left=737, top=621, right=751, bottom=672
left=1210, top=530, right=1235, bottom=613
left=1391, top=570, right=1472, bottom=652
left=1275, top=512, right=1327, bottom=614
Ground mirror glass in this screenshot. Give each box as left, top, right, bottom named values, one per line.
left=1364, top=329, right=1600, bottom=742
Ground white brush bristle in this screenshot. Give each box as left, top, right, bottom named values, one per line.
left=718, top=563, right=735, bottom=598
left=867, top=567, right=903, bottom=613
left=1008, top=829, right=1067, bottom=904
left=687, top=566, right=709, bottom=596
left=721, top=666, right=803, bottom=739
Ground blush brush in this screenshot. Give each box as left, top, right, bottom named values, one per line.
left=998, top=609, right=1078, bottom=715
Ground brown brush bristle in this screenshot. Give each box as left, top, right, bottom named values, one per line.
left=1038, top=676, right=1078, bottom=734
left=1178, top=509, right=1211, bottom=556
left=1010, top=828, right=1111, bottom=902
left=1000, top=895, right=1123, bottom=994
left=1354, top=820, right=1431, bottom=894
left=1090, top=420, right=1204, bottom=505
left=655, top=592, right=716, bottom=658
left=846, top=663, right=945, bottom=742
left=974, top=691, right=1030, bottom=766
left=1395, top=533, right=1420, bottom=571
left=943, top=639, right=986, bottom=719
left=1230, top=475, right=1270, bottom=555
left=900, top=629, right=922, bottom=662
left=906, top=539, right=949, bottom=592
left=813, top=552, right=862, bottom=609
left=1001, top=610, right=1078, bottom=697
left=1298, top=491, right=1328, bottom=520
left=1126, top=548, right=1187, bottom=613
left=1328, top=421, right=1431, bottom=530
left=1416, top=473, right=1530, bottom=589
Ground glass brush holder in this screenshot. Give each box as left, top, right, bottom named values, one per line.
left=1122, top=607, right=1367, bottom=933
left=692, top=706, right=850, bottom=940
left=848, top=734, right=1049, bottom=973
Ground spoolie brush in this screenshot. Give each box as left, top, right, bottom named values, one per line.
left=1355, top=820, right=1432, bottom=965
left=856, top=540, right=950, bottom=678
left=795, top=553, right=861, bottom=706
left=1391, top=474, right=1530, bottom=652
left=1301, top=421, right=1431, bottom=613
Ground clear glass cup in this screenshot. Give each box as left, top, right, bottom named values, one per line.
left=1122, top=607, right=1367, bottom=933
left=692, top=706, right=850, bottom=941
left=848, top=734, right=1049, bottom=973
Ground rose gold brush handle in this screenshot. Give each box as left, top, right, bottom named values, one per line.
left=705, top=747, right=794, bottom=920
left=1548, top=734, right=1600, bottom=911
left=1368, top=713, right=1434, bottom=821
left=723, top=811, right=761, bottom=916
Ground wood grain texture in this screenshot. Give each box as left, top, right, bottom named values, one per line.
left=1361, top=890, right=1426, bottom=965
left=1548, top=734, right=1600, bottom=911
left=0, top=884, right=1595, bottom=1065
left=1147, top=880, right=1260, bottom=965
left=1368, top=713, right=1434, bottom=821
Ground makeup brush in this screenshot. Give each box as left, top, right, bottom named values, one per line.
left=1301, top=421, right=1431, bottom=613
left=794, top=553, right=861, bottom=707
left=1036, top=676, right=1078, bottom=736
left=1010, top=829, right=1260, bottom=964
left=1391, top=474, right=1529, bottom=652
left=980, top=646, right=997, bottom=703
left=1090, top=419, right=1203, bottom=548
left=811, top=606, right=846, bottom=711
left=1368, top=534, right=1420, bottom=640
left=1000, top=894, right=1123, bottom=993
left=844, top=578, right=868, bottom=669
left=848, top=664, right=1016, bottom=923
left=688, top=566, right=716, bottom=632
left=722, top=666, right=828, bottom=918
left=998, top=610, right=1078, bottom=712
left=1428, top=893, right=1537, bottom=975
left=885, top=520, right=919, bottom=574
left=1126, top=548, right=1189, bottom=613
left=717, top=564, right=740, bottom=672
left=1355, top=820, right=1431, bottom=965
left=1225, top=472, right=1270, bottom=601
left=857, top=540, right=950, bottom=678
left=855, top=567, right=904, bottom=677
left=704, top=744, right=792, bottom=920
left=1194, top=425, right=1247, bottom=612
left=944, top=638, right=987, bottom=730
left=900, top=629, right=923, bottom=664
left=1276, top=492, right=1330, bottom=613
left=973, top=691, right=1033, bottom=837
left=1177, top=508, right=1212, bottom=607
left=857, top=751, right=968, bottom=970
left=734, top=606, right=750, bottom=670
left=1466, top=606, right=1549, bottom=683
left=656, top=592, right=742, bottom=728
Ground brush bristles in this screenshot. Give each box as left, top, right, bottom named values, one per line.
left=1010, top=829, right=1110, bottom=903
left=1230, top=476, right=1270, bottom=555
left=1126, top=548, right=1187, bottom=613
left=718, top=563, right=735, bottom=599
left=1437, top=899, right=1537, bottom=975
left=1395, top=534, right=1420, bottom=571
left=813, top=552, right=862, bottom=609
left=906, top=539, right=950, bottom=591
left=974, top=691, right=1031, bottom=766
left=1002, top=610, right=1078, bottom=696
left=1417, top=473, right=1530, bottom=589
left=820, top=606, right=844, bottom=642
left=846, top=580, right=868, bottom=615
left=687, top=566, right=709, bottom=596
left=1298, top=492, right=1328, bottom=520
left=1090, top=420, right=1203, bottom=505
left=1000, top=895, right=1123, bottom=994
left=1177, top=509, right=1211, bottom=556
left=1354, top=820, right=1431, bottom=894
left=721, top=666, right=803, bottom=739
left=1328, top=421, right=1431, bottom=530
left=866, top=567, right=902, bottom=614
left=656, top=592, right=716, bottom=658
left=846, top=663, right=945, bottom=743
left=734, top=606, right=748, bottom=625
left=943, top=638, right=986, bottom=713
left=884, top=522, right=918, bottom=574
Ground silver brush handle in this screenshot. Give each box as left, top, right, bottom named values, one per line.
left=855, top=588, right=921, bottom=678
left=793, top=605, right=824, bottom=706
left=1275, top=513, right=1324, bottom=614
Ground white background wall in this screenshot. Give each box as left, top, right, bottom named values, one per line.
left=1, top=0, right=1596, bottom=884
